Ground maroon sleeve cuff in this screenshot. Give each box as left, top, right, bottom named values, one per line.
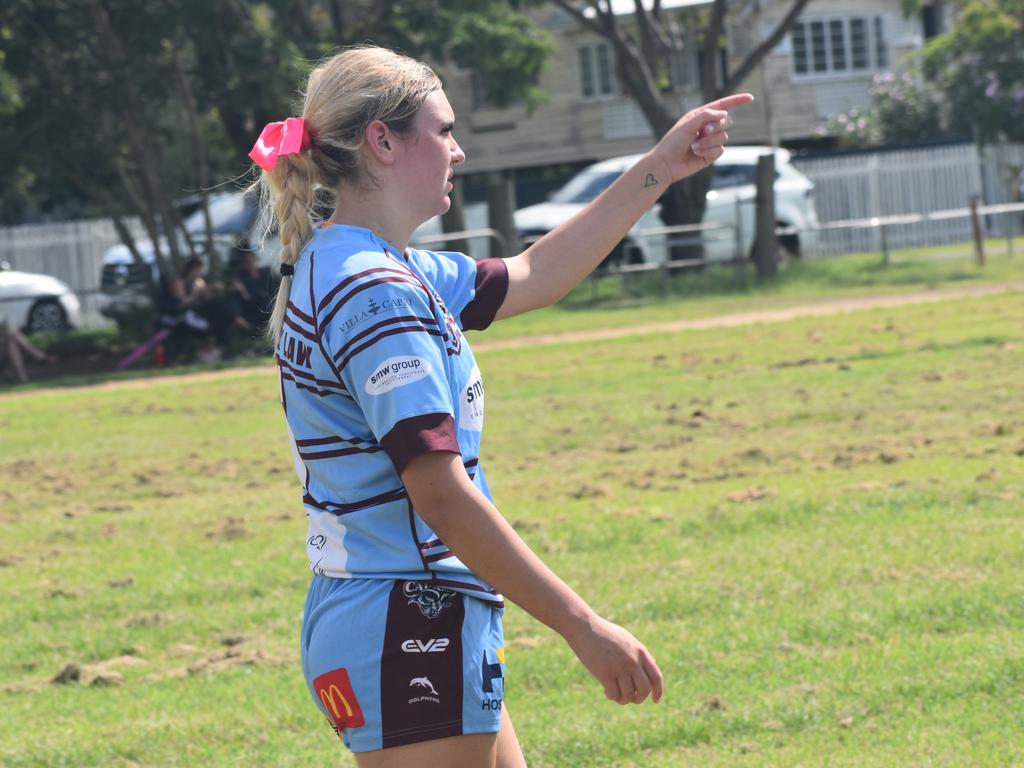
left=459, top=257, right=509, bottom=331
left=381, top=413, right=460, bottom=475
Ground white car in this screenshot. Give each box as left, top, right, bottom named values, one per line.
left=514, top=146, right=819, bottom=265
left=0, top=261, right=82, bottom=334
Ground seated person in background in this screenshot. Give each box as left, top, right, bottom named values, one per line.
left=0, top=319, right=56, bottom=384
left=226, top=247, right=273, bottom=339
left=161, top=256, right=228, bottom=363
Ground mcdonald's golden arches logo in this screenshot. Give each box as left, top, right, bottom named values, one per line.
left=313, top=667, right=366, bottom=730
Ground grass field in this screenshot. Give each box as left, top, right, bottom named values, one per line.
left=1, top=267, right=1023, bottom=765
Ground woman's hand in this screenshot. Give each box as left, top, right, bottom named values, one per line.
left=564, top=614, right=664, bottom=705
left=649, top=93, right=755, bottom=185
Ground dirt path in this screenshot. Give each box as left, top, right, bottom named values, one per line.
left=474, top=281, right=1024, bottom=351
left=5, top=281, right=1022, bottom=398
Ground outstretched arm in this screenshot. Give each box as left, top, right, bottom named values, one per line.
left=402, top=451, right=664, bottom=705
left=494, top=94, right=754, bottom=321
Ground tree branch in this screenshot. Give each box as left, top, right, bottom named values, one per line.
left=550, top=0, right=607, bottom=37
left=721, top=0, right=812, bottom=97
left=701, top=0, right=727, bottom=95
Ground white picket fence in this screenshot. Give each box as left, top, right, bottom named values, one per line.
left=792, top=142, right=1024, bottom=255
left=0, top=218, right=147, bottom=328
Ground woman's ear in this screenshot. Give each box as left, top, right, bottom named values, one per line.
left=364, top=120, right=396, bottom=165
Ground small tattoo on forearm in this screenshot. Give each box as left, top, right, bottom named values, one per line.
left=643, top=173, right=659, bottom=188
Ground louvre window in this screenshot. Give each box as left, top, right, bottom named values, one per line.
left=791, top=16, right=889, bottom=77
left=579, top=42, right=616, bottom=99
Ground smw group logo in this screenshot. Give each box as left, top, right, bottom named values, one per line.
left=313, top=668, right=366, bottom=731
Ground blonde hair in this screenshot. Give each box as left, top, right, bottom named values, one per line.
left=254, top=46, right=442, bottom=344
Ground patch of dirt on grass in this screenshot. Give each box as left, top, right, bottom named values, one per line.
left=141, top=647, right=288, bottom=682
left=848, top=480, right=907, bottom=492
left=727, top=486, right=770, bottom=503
left=568, top=484, right=606, bottom=500
left=206, top=517, right=249, bottom=540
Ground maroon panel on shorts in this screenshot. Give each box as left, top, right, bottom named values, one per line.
left=380, top=581, right=466, bottom=749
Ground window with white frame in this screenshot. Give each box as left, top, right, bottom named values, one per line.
left=578, top=41, right=616, bottom=99
left=791, top=16, right=888, bottom=77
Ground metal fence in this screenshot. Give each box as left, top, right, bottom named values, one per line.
left=792, top=142, right=1024, bottom=256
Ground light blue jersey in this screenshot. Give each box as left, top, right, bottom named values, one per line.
left=277, top=224, right=509, bottom=604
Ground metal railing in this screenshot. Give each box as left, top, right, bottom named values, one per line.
left=776, top=200, right=1024, bottom=263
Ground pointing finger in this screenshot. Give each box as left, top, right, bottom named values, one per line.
left=703, top=93, right=755, bottom=112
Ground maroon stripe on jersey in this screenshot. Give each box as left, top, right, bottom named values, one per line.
left=276, top=357, right=349, bottom=392
left=331, top=314, right=440, bottom=364
left=280, top=372, right=351, bottom=399
left=419, top=538, right=444, bottom=551
left=278, top=360, right=350, bottom=397
left=381, top=413, right=459, bottom=476
left=334, top=325, right=444, bottom=373
left=319, top=275, right=428, bottom=332
left=286, top=301, right=315, bottom=326
left=282, top=313, right=319, bottom=342
left=463, top=458, right=479, bottom=470
left=298, top=444, right=384, bottom=460
left=429, top=577, right=501, bottom=599
left=316, top=266, right=416, bottom=315
left=308, top=252, right=349, bottom=387
left=423, top=550, right=455, bottom=563
left=460, top=258, right=510, bottom=332
left=295, top=435, right=374, bottom=447
left=302, top=485, right=407, bottom=515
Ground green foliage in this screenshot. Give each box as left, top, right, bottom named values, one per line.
left=823, top=0, right=1024, bottom=147
left=923, top=0, right=1024, bottom=143
left=0, top=1, right=551, bottom=224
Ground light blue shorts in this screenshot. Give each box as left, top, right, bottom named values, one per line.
left=301, top=576, right=506, bottom=753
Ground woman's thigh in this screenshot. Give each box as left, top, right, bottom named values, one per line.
left=354, top=706, right=525, bottom=768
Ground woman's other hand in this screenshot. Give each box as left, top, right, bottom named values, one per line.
left=564, top=614, right=664, bottom=705
left=650, top=93, right=755, bottom=184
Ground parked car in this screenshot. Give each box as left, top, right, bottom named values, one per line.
left=514, top=146, right=819, bottom=266
left=98, top=192, right=275, bottom=326
left=0, top=261, right=81, bottom=334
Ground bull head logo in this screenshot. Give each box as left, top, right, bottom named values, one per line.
left=403, top=581, right=457, bottom=619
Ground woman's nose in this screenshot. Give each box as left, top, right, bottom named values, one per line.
left=451, top=138, right=466, bottom=166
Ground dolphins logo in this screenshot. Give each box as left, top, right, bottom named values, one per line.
left=409, top=676, right=439, bottom=696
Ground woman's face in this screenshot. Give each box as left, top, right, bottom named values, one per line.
left=394, top=90, right=465, bottom=222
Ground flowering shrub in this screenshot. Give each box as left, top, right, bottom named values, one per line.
left=820, top=68, right=948, bottom=147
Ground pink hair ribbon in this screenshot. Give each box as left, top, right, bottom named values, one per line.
left=248, top=117, right=311, bottom=172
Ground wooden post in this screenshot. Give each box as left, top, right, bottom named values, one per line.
left=441, top=178, right=467, bottom=256
left=486, top=171, right=518, bottom=258
left=969, top=195, right=985, bottom=266
left=753, top=154, right=778, bottom=280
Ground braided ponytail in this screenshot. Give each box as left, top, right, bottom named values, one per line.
left=261, top=154, right=316, bottom=345
left=250, top=45, right=442, bottom=345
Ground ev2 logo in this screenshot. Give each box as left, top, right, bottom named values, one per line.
left=401, top=638, right=450, bottom=653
